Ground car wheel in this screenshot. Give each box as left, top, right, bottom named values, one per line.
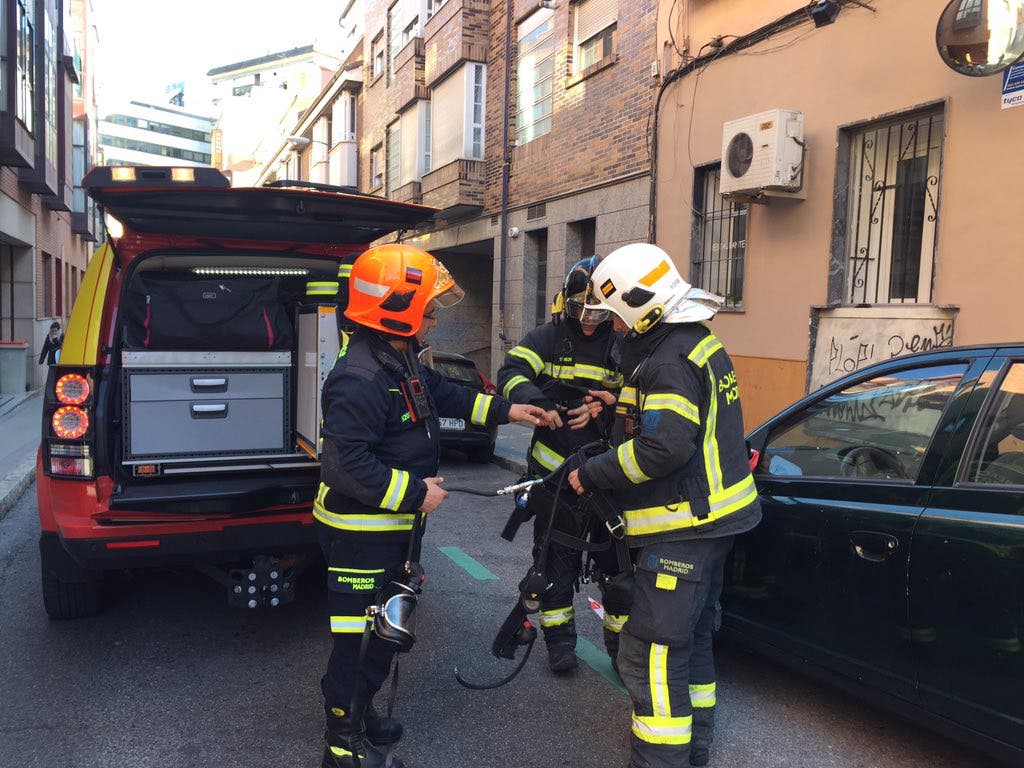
left=39, top=535, right=101, bottom=619
left=468, top=440, right=496, bottom=464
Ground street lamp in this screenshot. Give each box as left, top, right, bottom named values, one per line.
left=286, top=135, right=331, bottom=148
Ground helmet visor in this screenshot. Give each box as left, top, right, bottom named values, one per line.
left=432, top=282, right=465, bottom=309
left=579, top=307, right=610, bottom=326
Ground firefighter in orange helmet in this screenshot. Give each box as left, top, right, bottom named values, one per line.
left=315, top=243, right=545, bottom=768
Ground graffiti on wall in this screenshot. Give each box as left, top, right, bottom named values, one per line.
left=810, top=307, right=958, bottom=390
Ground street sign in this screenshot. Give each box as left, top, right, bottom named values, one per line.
left=1002, top=61, right=1024, bottom=110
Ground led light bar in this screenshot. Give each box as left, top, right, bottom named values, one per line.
left=191, top=268, right=309, bottom=276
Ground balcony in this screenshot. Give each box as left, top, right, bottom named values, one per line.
left=421, top=158, right=484, bottom=219
left=393, top=180, right=423, bottom=205
left=0, top=112, right=34, bottom=168
left=392, top=38, right=428, bottom=113
left=423, top=0, right=490, bottom=87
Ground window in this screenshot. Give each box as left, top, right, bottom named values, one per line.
left=16, top=0, right=34, bottom=131
left=527, top=229, right=549, bottom=327
left=574, top=0, right=616, bottom=72
left=398, top=101, right=430, bottom=183
left=425, top=0, right=448, bottom=20
left=370, top=143, right=384, bottom=189
left=843, top=110, right=943, bottom=305
left=332, top=91, right=357, bottom=142
left=692, top=164, right=747, bottom=308
left=469, top=64, right=485, bottom=158
left=423, top=101, right=431, bottom=174
left=55, top=256, right=63, bottom=315
left=43, top=0, right=57, bottom=163
left=371, top=34, right=385, bottom=80
left=388, top=0, right=419, bottom=83
left=429, top=63, right=487, bottom=168
left=966, top=365, right=1024, bottom=485
left=761, top=363, right=967, bottom=481
left=953, top=0, right=983, bottom=30
left=42, top=252, right=52, bottom=315
left=516, top=8, right=554, bottom=145
left=387, top=123, right=401, bottom=197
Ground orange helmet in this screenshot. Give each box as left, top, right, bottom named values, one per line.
left=344, top=243, right=464, bottom=336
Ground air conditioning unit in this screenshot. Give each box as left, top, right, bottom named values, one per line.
left=720, top=108, right=805, bottom=196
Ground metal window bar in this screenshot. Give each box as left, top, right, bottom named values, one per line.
left=692, top=166, right=747, bottom=308
left=845, top=112, right=942, bottom=305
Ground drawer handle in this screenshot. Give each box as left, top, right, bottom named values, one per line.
left=191, top=403, right=228, bottom=419
left=191, top=377, right=228, bottom=392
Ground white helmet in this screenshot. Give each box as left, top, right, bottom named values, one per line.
left=584, top=243, right=724, bottom=337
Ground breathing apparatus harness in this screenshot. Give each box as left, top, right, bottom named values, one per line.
left=369, top=332, right=434, bottom=438
left=450, top=442, right=631, bottom=690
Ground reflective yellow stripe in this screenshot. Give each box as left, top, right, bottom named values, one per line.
left=328, top=567, right=385, bottom=574
left=502, top=375, right=530, bottom=399
left=617, top=440, right=650, bottom=484
left=541, top=362, right=575, bottom=380
left=530, top=440, right=565, bottom=472
left=338, top=330, right=350, bottom=358
left=687, top=334, right=723, bottom=367
left=508, top=346, right=544, bottom=375
left=689, top=682, right=717, bottom=708
left=649, top=643, right=671, bottom=716
left=471, top=393, right=492, bottom=425
left=337, top=264, right=353, bottom=278
left=643, top=392, right=699, bottom=425
left=620, top=386, right=638, bottom=407
left=631, top=714, right=691, bottom=745
left=603, top=613, right=628, bottom=633
left=703, top=368, right=724, bottom=496
left=539, top=606, right=574, bottom=627
left=623, top=474, right=757, bottom=536
left=330, top=615, right=370, bottom=633
left=573, top=363, right=617, bottom=382
left=307, top=281, right=339, bottom=295
left=381, top=468, right=411, bottom=511
left=313, top=503, right=416, bottom=532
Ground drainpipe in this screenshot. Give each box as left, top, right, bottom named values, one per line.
left=497, top=0, right=513, bottom=342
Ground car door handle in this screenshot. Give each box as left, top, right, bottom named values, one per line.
left=850, top=531, right=899, bottom=563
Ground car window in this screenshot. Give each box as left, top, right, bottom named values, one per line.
left=965, top=363, right=1024, bottom=486
left=761, top=363, right=968, bottom=481
left=434, top=360, right=479, bottom=385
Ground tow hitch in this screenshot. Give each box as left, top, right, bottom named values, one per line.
left=196, top=554, right=310, bottom=609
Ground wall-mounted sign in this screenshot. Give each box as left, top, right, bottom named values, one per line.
left=1002, top=62, right=1024, bottom=109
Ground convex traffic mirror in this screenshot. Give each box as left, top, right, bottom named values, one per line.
left=936, top=0, right=1024, bottom=76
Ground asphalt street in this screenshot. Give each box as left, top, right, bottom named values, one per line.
left=0, top=457, right=995, bottom=768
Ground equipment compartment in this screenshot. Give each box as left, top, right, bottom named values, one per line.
left=121, top=351, right=292, bottom=462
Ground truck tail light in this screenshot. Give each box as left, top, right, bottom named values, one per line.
left=52, top=406, right=90, bottom=439
left=43, top=366, right=97, bottom=480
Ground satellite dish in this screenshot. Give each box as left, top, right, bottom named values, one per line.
left=726, top=132, right=754, bottom=178
left=936, top=0, right=1024, bottom=76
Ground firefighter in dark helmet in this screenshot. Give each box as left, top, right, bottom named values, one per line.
left=568, top=244, right=761, bottom=768
left=315, top=243, right=544, bottom=768
left=496, top=255, right=624, bottom=674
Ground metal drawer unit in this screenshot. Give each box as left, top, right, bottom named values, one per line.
left=121, top=351, right=292, bottom=463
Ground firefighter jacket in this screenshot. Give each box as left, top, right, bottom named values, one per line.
left=314, top=329, right=511, bottom=535
left=496, top=320, right=620, bottom=474
left=577, top=322, right=761, bottom=546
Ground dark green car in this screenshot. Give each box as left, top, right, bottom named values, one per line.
left=726, top=344, right=1023, bottom=764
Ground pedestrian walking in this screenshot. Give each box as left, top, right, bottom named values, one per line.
left=38, top=321, right=63, bottom=365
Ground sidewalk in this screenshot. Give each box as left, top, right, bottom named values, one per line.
left=0, top=390, right=42, bottom=521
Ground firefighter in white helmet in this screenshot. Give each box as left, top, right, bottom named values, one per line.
left=568, top=243, right=761, bottom=768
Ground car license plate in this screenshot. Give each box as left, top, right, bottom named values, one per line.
left=439, top=417, right=465, bottom=431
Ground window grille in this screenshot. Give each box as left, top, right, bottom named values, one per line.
left=691, top=164, right=747, bottom=308
left=844, top=111, right=943, bottom=305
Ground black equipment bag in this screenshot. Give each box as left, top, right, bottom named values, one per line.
left=123, top=273, right=294, bottom=351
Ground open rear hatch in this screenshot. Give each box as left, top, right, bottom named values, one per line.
left=83, top=166, right=437, bottom=248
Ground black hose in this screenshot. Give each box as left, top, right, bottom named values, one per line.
left=443, top=486, right=501, bottom=497
left=453, top=636, right=536, bottom=690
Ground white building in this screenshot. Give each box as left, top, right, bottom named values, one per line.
left=98, top=101, right=215, bottom=167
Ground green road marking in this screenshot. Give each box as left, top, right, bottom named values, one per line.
left=577, top=637, right=627, bottom=694
left=438, top=546, right=499, bottom=581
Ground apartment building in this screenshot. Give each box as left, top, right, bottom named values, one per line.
left=351, top=0, right=657, bottom=374
left=651, top=0, right=1024, bottom=427
left=1, top=0, right=97, bottom=391
left=97, top=100, right=215, bottom=167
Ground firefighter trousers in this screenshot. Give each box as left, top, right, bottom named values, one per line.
left=617, top=535, right=733, bottom=768
left=317, top=521, right=411, bottom=716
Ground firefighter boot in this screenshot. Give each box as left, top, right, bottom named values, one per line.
left=544, top=621, right=578, bottom=674
left=603, top=627, right=621, bottom=677
left=323, top=706, right=405, bottom=768
left=689, top=706, right=715, bottom=767
left=363, top=701, right=403, bottom=746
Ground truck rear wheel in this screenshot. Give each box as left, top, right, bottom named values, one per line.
left=39, top=534, right=101, bottom=619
